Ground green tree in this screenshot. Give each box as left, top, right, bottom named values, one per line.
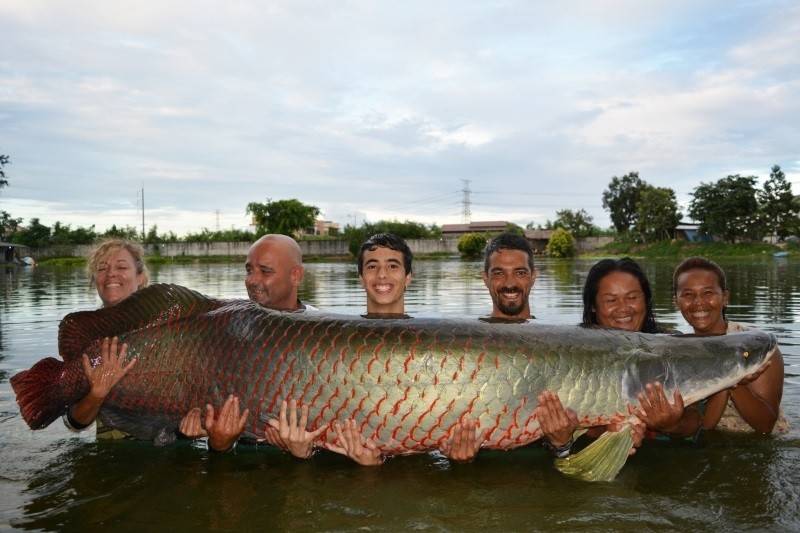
left=102, top=224, right=141, bottom=240
left=457, top=233, right=487, bottom=258
left=546, top=228, right=575, bottom=257
left=246, top=198, right=320, bottom=237
left=602, top=171, right=646, bottom=234
left=635, top=186, right=681, bottom=242
left=145, top=225, right=162, bottom=244
left=552, top=209, right=598, bottom=238
left=1, top=211, right=22, bottom=240
left=12, top=218, right=51, bottom=248
left=759, top=165, right=798, bottom=240
left=504, top=223, right=525, bottom=236
left=343, top=220, right=441, bottom=256
left=51, top=221, right=97, bottom=245
left=183, top=227, right=253, bottom=242
left=689, top=175, right=761, bottom=243
left=0, top=154, right=9, bottom=190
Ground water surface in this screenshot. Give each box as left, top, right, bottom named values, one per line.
left=1, top=258, right=798, bottom=531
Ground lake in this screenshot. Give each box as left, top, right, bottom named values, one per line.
left=1, top=258, right=798, bottom=531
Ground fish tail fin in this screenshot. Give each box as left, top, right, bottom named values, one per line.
left=555, top=425, right=633, bottom=482
left=10, top=357, right=70, bottom=429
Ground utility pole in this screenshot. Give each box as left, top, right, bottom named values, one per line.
left=141, top=186, right=145, bottom=241
left=215, top=209, right=221, bottom=232
left=461, top=179, right=472, bottom=224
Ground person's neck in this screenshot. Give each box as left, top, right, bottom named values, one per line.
left=272, top=296, right=301, bottom=311
left=491, top=307, right=531, bottom=320
left=368, top=301, right=404, bottom=315
left=694, top=319, right=728, bottom=336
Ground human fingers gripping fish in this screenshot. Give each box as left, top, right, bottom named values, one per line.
left=10, top=284, right=776, bottom=481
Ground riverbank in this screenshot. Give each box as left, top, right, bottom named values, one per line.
left=30, top=239, right=798, bottom=266
left=36, top=251, right=457, bottom=267
left=586, top=240, right=796, bottom=258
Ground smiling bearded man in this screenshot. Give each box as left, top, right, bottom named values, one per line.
left=482, top=233, right=536, bottom=320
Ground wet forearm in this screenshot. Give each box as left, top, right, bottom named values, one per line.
left=703, top=391, right=730, bottom=430
left=69, top=392, right=105, bottom=427
left=662, top=407, right=702, bottom=438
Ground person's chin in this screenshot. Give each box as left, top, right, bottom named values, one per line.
left=498, top=302, right=524, bottom=317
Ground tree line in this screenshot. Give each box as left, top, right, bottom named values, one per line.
left=526, top=165, right=799, bottom=247
left=2, top=150, right=797, bottom=250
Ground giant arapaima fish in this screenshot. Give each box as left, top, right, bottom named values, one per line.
left=11, top=284, right=777, bottom=481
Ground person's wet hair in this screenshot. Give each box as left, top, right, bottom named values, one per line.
left=86, top=238, right=150, bottom=288
left=581, top=257, right=659, bottom=333
left=672, top=256, right=727, bottom=294
left=483, top=233, right=534, bottom=273
left=357, top=233, right=413, bottom=275
left=672, top=256, right=728, bottom=320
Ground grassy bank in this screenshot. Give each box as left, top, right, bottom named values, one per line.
left=584, top=240, right=795, bottom=258
left=37, top=251, right=458, bottom=267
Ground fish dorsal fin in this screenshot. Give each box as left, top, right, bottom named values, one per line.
left=58, top=283, right=225, bottom=361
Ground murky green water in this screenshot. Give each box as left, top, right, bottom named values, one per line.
left=1, top=258, right=798, bottom=531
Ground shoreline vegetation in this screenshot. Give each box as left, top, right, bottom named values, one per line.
left=33, top=241, right=796, bottom=267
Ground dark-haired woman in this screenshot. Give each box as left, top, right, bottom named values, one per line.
left=673, top=257, right=786, bottom=433
left=537, top=258, right=701, bottom=456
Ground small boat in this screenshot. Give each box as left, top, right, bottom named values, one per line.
left=773, top=251, right=789, bottom=258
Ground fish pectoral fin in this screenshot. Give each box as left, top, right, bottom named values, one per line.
left=555, top=425, right=633, bottom=482
left=571, top=428, right=588, bottom=440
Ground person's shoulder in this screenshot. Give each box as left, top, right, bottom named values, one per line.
left=726, top=321, right=753, bottom=333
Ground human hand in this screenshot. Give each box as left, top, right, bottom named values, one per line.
left=636, top=382, right=685, bottom=433
left=323, top=419, right=383, bottom=466
left=439, top=417, right=484, bottom=462
left=206, top=395, right=249, bottom=452
left=263, top=398, right=327, bottom=459
left=535, top=390, right=579, bottom=447
left=179, top=407, right=208, bottom=438
left=82, top=337, right=137, bottom=400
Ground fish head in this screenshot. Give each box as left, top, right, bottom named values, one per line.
left=622, top=330, right=778, bottom=405
left=727, top=329, right=778, bottom=375
left=676, top=330, right=777, bottom=403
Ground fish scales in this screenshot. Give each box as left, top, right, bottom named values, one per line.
left=11, top=284, right=776, bottom=457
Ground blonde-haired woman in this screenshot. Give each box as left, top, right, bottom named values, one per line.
left=64, top=239, right=149, bottom=438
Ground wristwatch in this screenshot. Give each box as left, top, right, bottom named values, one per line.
left=543, top=437, right=573, bottom=458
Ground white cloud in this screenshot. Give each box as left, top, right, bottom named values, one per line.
left=0, top=0, right=798, bottom=235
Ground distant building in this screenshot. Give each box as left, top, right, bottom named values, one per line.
left=523, top=229, right=555, bottom=253
left=675, top=222, right=712, bottom=242
left=441, top=220, right=510, bottom=238
left=303, top=219, right=340, bottom=237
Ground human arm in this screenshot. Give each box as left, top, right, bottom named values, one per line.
left=322, top=419, right=384, bottom=466
left=67, top=337, right=137, bottom=428
left=439, top=417, right=484, bottom=462
left=205, top=395, right=249, bottom=452
left=636, top=382, right=702, bottom=438
left=728, top=351, right=783, bottom=433
left=702, top=390, right=730, bottom=430
left=262, top=398, right=327, bottom=458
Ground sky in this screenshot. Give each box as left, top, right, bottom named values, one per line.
left=1, top=0, right=799, bottom=235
